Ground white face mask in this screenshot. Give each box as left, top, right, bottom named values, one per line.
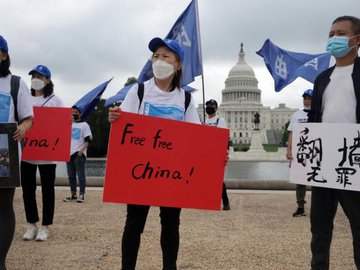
left=152, top=60, right=175, bottom=80
left=31, top=78, right=45, bottom=90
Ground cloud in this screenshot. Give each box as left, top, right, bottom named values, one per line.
left=1, top=0, right=360, bottom=108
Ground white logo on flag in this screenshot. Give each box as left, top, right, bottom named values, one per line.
left=304, top=57, right=319, bottom=70
left=172, top=23, right=191, bottom=47
left=275, top=55, right=287, bottom=80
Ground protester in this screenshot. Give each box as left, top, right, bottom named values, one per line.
left=21, top=65, right=64, bottom=242
left=0, top=34, right=33, bottom=270
left=286, top=89, right=312, bottom=217
left=109, top=37, right=200, bottom=270
left=205, top=99, right=230, bottom=210
left=308, top=15, right=360, bottom=269
left=63, top=106, right=92, bottom=203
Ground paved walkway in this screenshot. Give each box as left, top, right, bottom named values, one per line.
left=7, top=188, right=355, bottom=270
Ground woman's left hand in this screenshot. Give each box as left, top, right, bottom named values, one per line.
left=13, top=124, right=27, bottom=141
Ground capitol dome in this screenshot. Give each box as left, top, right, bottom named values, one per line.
left=228, top=44, right=256, bottom=78
left=222, top=43, right=261, bottom=106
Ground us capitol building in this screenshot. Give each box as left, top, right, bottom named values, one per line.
left=197, top=43, right=297, bottom=145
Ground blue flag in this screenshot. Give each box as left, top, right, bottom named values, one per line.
left=73, top=78, right=112, bottom=120
left=256, top=39, right=332, bottom=92
left=106, top=0, right=202, bottom=107
left=104, top=83, right=135, bottom=107
left=138, top=0, right=202, bottom=85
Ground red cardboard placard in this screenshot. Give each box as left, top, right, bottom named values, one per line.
left=103, top=112, right=229, bottom=210
left=22, top=107, right=72, bottom=161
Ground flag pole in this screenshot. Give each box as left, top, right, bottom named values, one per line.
left=201, top=74, right=206, bottom=123
left=194, top=0, right=206, bottom=123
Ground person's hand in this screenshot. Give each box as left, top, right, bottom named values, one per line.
left=78, top=150, right=83, bottom=157
left=225, top=150, right=229, bottom=165
left=286, top=151, right=292, bottom=168
left=109, top=106, right=121, bottom=123
left=13, top=124, right=27, bottom=141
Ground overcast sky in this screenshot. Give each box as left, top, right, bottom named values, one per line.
left=1, top=0, right=360, bottom=109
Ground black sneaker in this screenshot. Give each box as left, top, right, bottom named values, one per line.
left=63, top=194, right=77, bottom=202
left=292, top=208, right=305, bottom=217
left=223, top=204, right=230, bottom=211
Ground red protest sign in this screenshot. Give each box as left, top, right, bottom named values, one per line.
left=103, top=112, right=229, bottom=211
left=22, top=107, right=72, bottom=161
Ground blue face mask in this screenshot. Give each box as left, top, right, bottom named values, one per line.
left=326, top=36, right=354, bottom=58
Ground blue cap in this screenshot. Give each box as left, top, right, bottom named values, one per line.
left=302, top=89, right=313, bottom=97
left=28, top=65, right=51, bottom=78
left=0, top=35, right=8, bottom=52
left=148, top=37, right=184, bottom=63
left=206, top=99, right=218, bottom=107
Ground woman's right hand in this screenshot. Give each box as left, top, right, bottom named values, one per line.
left=108, top=106, right=121, bottom=123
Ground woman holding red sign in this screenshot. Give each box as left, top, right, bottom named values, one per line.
left=0, top=34, right=33, bottom=270
left=109, top=37, right=200, bottom=270
left=21, top=65, right=64, bottom=242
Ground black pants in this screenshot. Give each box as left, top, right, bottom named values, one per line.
left=0, top=188, right=15, bottom=270
left=296, top=184, right=306, bottom=208
left=222, top=182, right=229, bottom=206
left=121, top=204, right=181, bottom=270
left=310, top=187, right=360, bottom=270
left=21, top=161, right=56, bottom=226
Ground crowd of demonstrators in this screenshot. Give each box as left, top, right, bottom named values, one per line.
left=0, top=35, right=33, bottom=270
left=2, top=14, right=360, bottom=270
left=63, top=106, right=92, bottom=203
left=308, top=15, right=360, bottom=269
left=109, top=37, right=200, bottom=270
left=286, top=89, right=312, bottom=217
left=204, top=99, right=230, bottom=211
left=21, top=65, right=64, bottom=242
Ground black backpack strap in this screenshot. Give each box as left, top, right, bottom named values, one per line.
left=41, top=94, right=55, bottom=107
left=137, top=83, right=144, bottom=111
left=10, top=75, right=21, bottom=122
left=216, top=118, right=219, bottom=127
left=184, top=91, right=191, bottom=112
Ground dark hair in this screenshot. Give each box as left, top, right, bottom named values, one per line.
left=333, top=15, right=360, bottom=35
left=0, top=49, right=11, bottom=78
left=172, top=54, right=182, bottom=90
left=172, top=70, right=182, bottom=90
left=31, top=80, right=54, bottom=98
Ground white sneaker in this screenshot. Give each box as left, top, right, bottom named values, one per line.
left=36, top=226, right=49, bottom=241
left=23, top=225, right=37, bottom=241
left=77, top=194, right=85, bottom=203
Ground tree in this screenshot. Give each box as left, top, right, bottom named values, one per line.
left=86, top=99, right=110, bottom=157
left=125, top=77, right=137, bottom=86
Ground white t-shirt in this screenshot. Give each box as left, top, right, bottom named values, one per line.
left=120, top=78, right=200, bottom=124
left=322, top=64, right=356, bottom=123
left=0, top=74, right=33, bottom=123
left=287, top=109, right=309, bottom=132
left=205, top=116, right=227, bottom=128
left=24, top=93, right=64, bottom=164
left=70, top=122, right=92, bottom=156
left=30, top=94, right=64, bottom=108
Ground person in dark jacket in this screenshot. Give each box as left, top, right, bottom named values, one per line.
left=308, top=15, right=360, bottom=270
